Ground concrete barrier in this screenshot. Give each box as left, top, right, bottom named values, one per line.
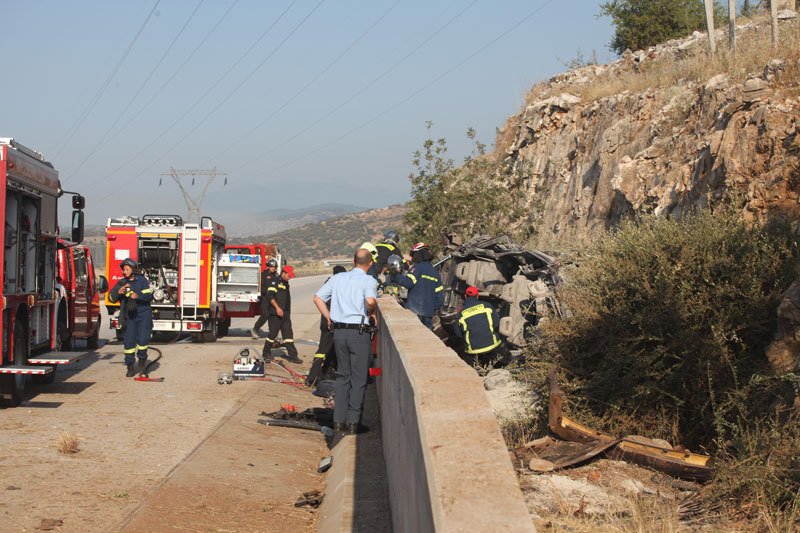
left=376, top=297, right=534, bottom=532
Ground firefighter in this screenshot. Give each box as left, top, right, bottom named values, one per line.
left=252, top=258, right=279, bottom=339
left=306, top=265, right=346, bottom=386
left=395, top=242, right=444, bottom=330
left=375, top=230, right=402, bottom=274
left=262, top=265, right=301, bottom=364
left=453, top=285, right=508, bottom=365
left=360, top=242, right=380, bottom=281
left=108, top=258, right=153, bottom=377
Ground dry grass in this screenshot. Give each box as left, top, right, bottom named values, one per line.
left=535, top=497, right=685, bottom=533
left=565, top=17, right=800, bottom=104
left=56, top=431, right=80, bottom=454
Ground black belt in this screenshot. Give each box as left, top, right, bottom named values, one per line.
left=332, top=322, right=361, bottom=330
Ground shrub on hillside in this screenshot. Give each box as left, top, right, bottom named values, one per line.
left=533, top=210, right=800, bottom=443
left=529, top=209, right=800, bottom=513
left=404, top=123, right=522, bottom=252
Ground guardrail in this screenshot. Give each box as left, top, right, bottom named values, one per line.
left=375, top=297, right=534, bottom=532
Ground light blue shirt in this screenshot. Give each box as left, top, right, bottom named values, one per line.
left=315, top=268, right=378, bottom=325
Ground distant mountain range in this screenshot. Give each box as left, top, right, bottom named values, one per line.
left=219, top=203, right=367, bottom=237
left=83, top=204, right=406, bottom=265
left=241, top=204, right=408, bottom=261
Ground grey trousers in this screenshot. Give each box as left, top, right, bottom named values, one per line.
left=333, top=328, right=372, bottom=425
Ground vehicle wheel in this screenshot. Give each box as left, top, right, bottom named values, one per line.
left=200, top=321, right=218, bottom=343
left=218, top=318, right=231, bottom=338
left=57, top=310, right=74, bottom=352
left=32, top=365, right=57, bottom=385
left=87, top=317, right=101, bottom=350
left=0, top=319, right=29, bottom=407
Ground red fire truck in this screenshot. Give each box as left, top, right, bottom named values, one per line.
left=104, top=214, right=227, bottom=342
left=217, top=243, right=281, bottom=336
left=0, top=138, right=86, bottom=406
left=56, top=240, right=107, bottom=351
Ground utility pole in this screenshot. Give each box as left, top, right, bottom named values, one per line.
left=160, top=167, right=227, bottom=222
left=728, top=0, right=737, bottom=55
left=704, top=0, right=717, bottom=55
left=770, top=0, right=779, bottom=47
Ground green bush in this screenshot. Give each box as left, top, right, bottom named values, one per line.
left=534, top=210, right=800, bottom=447
left=530, top=209, right=800, bottom=513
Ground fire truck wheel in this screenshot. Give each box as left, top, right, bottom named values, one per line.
left=0, top=319, right=29, bottom=407
left=57, top=309, right=74, bottom=351
left=218, top=318, right=231, bottom=338
left=32, top=366, right=57, bottom=385
left=87, top=317, right=101, bottom=350
left=199, top=322, right=218, bottom=343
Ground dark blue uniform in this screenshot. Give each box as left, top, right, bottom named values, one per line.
left=109, top=274, right=153, bottom=366
left=454, top=297, right=502, bottom=355
left=396, top=261, right=444, bottom=329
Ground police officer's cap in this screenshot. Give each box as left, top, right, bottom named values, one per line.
left=119, top=258, right=138, bottom=271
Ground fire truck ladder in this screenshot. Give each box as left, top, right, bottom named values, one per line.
left=180, top=223, right=201, bottom=318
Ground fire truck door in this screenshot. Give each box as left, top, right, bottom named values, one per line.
left=72, top=248, right=89, bottom=334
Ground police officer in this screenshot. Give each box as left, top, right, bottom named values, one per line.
left=313, top=248, right=378, bottom=435
left=453, top=286, right=508, bottom=364
left=375, top=230, right=402, bottom=274
left=263, top=265, right=301, bottom=364
left=108, top=258, right=153, bottom=377
left=395, top=242, right=444, bottom=330
left=252, top=258, right=279, bottom=339
left=306, top=265, right=346, bottom=386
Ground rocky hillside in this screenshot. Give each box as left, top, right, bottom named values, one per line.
left=243, top=204, right=407, bottom=261
left=491, top=12, right=800, bottom=248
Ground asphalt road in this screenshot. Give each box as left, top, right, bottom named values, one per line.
left=0, top=274, right=332, bottom=532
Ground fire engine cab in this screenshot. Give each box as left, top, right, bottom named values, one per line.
left=0, top=138, right=87, bottom=406
left=105, top=214, right=226, bottom=342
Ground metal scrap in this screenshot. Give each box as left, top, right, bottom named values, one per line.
left=436, top=232, right=564, bottom=350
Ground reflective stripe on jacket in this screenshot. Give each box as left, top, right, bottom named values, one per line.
left=396, top=261, right=444, bottom=317
left=454, top=297, right=501, bottom=354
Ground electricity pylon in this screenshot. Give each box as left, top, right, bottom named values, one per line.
left=160, top=167, right=227, bottom=222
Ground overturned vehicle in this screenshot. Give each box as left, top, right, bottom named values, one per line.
left=434, top=233, right=564, bottom=352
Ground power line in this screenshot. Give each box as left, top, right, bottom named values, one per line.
left=198, top=0, right=401, bottom=169
left=122, top=0, right=326, bottom=185
left=79, top=0, right=239, bottom=167
left=49, top=1, right=161, bottom=159
left=228, top=0, right=480, bottom=176
left=90, top=0, right=298, bottom=189
left=66, top=0, right=205, bottom=178
left=233, top=0, right=556, bottom=190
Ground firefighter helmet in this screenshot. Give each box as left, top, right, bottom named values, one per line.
left=360, top=242, right=379, bottom=261
left=387, top=254, right=402, bottom=274
left=410, top=242, right=429, bottom=253
left=119, top=258, right=138, bottom=271
left=383, top=230, right=400, bottom=244
left=266, top=258, right=278, bottom=268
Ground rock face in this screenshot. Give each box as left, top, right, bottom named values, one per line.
left=766, top=280, right=800, bottom=373
left=493, top=21, right=800, bottom=247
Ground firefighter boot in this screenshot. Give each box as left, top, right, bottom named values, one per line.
left=126, top=365, right=137, bottom=378
left=137, top=358, right=148, bottom=375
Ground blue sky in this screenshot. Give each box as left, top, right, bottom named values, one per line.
left=2, top=0, right=615, bottom=226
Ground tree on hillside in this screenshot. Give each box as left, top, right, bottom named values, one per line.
left=404, top=123, right=521, bottom=252
left=599, top=0, right=724, bottom=55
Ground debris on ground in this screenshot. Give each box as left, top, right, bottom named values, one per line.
left=257, top=406, right=334, bottom=432
left=537, top=370, right=715, bottom=481
left=294, top=490, right=324, bottom=509
left=34, top=518, right=64, bottom=531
